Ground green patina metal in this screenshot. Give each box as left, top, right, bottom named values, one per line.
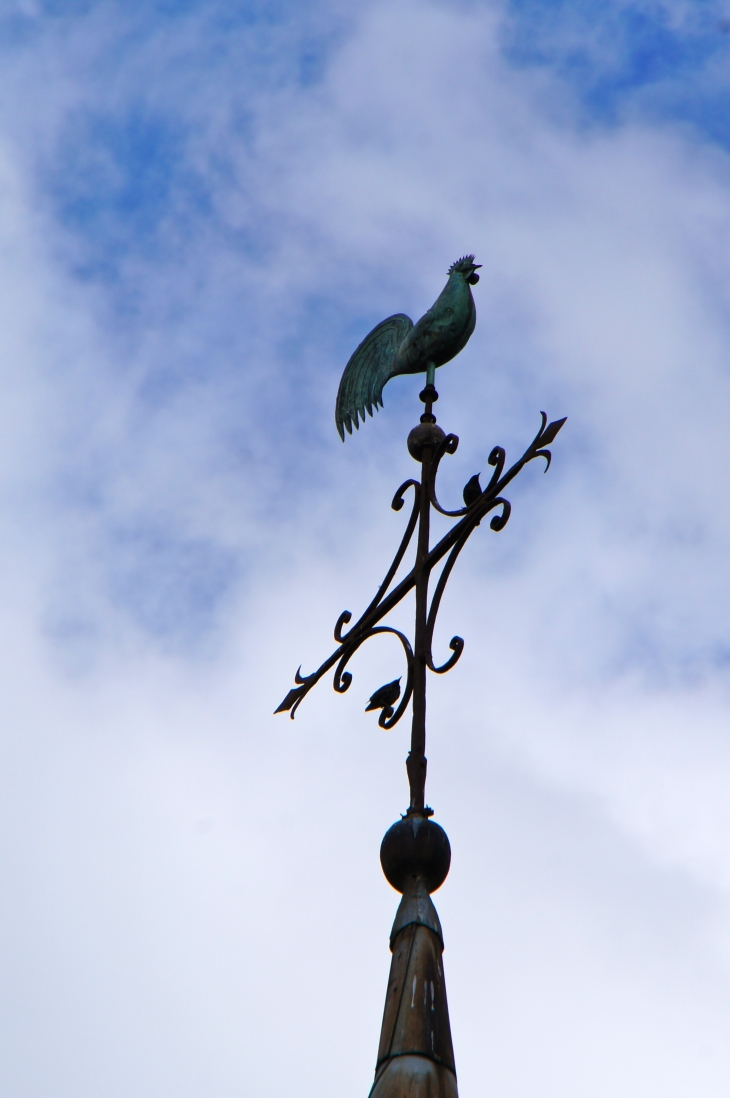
left=335, top=256, right=481, bottom=440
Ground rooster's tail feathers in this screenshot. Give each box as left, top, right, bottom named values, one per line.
left=335, top=313, right=413, bottom=441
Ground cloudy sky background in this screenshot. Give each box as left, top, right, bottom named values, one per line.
left=1, top=0, right=730, bottom=1094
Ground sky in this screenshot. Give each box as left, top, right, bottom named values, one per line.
left=1, top=0, right=730, bottom=1095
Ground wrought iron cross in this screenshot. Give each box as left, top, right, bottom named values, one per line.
left=276, top=381, right=566, bottom=814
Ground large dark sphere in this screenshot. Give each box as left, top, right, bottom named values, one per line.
left=380, top=816, right=451, bottom=893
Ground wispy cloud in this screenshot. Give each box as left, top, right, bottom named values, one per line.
left=1, top=1, right=730, bottom=1095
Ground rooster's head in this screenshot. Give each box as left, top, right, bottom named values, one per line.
left=448, top=254, right=482, bottom=285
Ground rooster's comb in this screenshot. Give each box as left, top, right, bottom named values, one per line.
left=448, top=254, right=477, bottom=274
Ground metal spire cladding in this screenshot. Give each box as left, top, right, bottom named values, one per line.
left=370, top=815, right=457, bottom=1098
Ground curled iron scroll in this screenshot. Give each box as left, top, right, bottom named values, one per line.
left=337, top=480, right=421, bottom=646
left=275, top=410, right=566, bottom=723
left=332, top=624, right=414, bottom=729
left=429, top=434, right=467, bottom=518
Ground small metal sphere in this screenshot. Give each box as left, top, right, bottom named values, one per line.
left=380, top=816, right=451, bottom=893
left=407, top=423, right=445, bottom=462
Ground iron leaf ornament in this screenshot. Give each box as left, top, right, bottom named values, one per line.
left=366, top=679, right=402, bottom=721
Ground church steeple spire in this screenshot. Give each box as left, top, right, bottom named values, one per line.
left=369, top=813, right=458, bottom=1098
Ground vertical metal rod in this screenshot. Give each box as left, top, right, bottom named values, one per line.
left=406, top=444, right=432, bottom=812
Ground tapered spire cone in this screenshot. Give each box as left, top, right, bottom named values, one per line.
left=369, top=815, right=458, bottom=1098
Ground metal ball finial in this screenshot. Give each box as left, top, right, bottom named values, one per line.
left=380, top=816, right=451, bottom=894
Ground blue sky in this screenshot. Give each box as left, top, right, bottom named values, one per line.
left=2, top=2, right=730, bottom=1096
left=505, top=0, right=730, bottom=127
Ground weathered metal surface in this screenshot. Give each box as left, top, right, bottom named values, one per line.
left=335, top=256, right=481, bottom=440
left=369, top=1055, right=458, bottom=1098
left=389, top=878, right=443, bottom=951
left=380, top=816, right=450, bottom=898
left=369, top=827, right=458, bottom=1098
left=376, top=921, right=455, bottom=1076
left=370, top=897, right=457, bottom=1098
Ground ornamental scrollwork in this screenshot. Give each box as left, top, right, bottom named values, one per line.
left=276, top=411, right=566, bottom=727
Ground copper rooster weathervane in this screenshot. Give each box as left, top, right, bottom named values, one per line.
left=276, top=256, right=566, bottom=1098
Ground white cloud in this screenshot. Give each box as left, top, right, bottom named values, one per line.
left=1, top=1, right=730, bottom=1095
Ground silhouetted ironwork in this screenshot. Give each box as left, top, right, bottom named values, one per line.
left=276, top=385, right=566, bottom=814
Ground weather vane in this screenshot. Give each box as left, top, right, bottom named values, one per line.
left=276, top=256, right=566, bottom=1098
